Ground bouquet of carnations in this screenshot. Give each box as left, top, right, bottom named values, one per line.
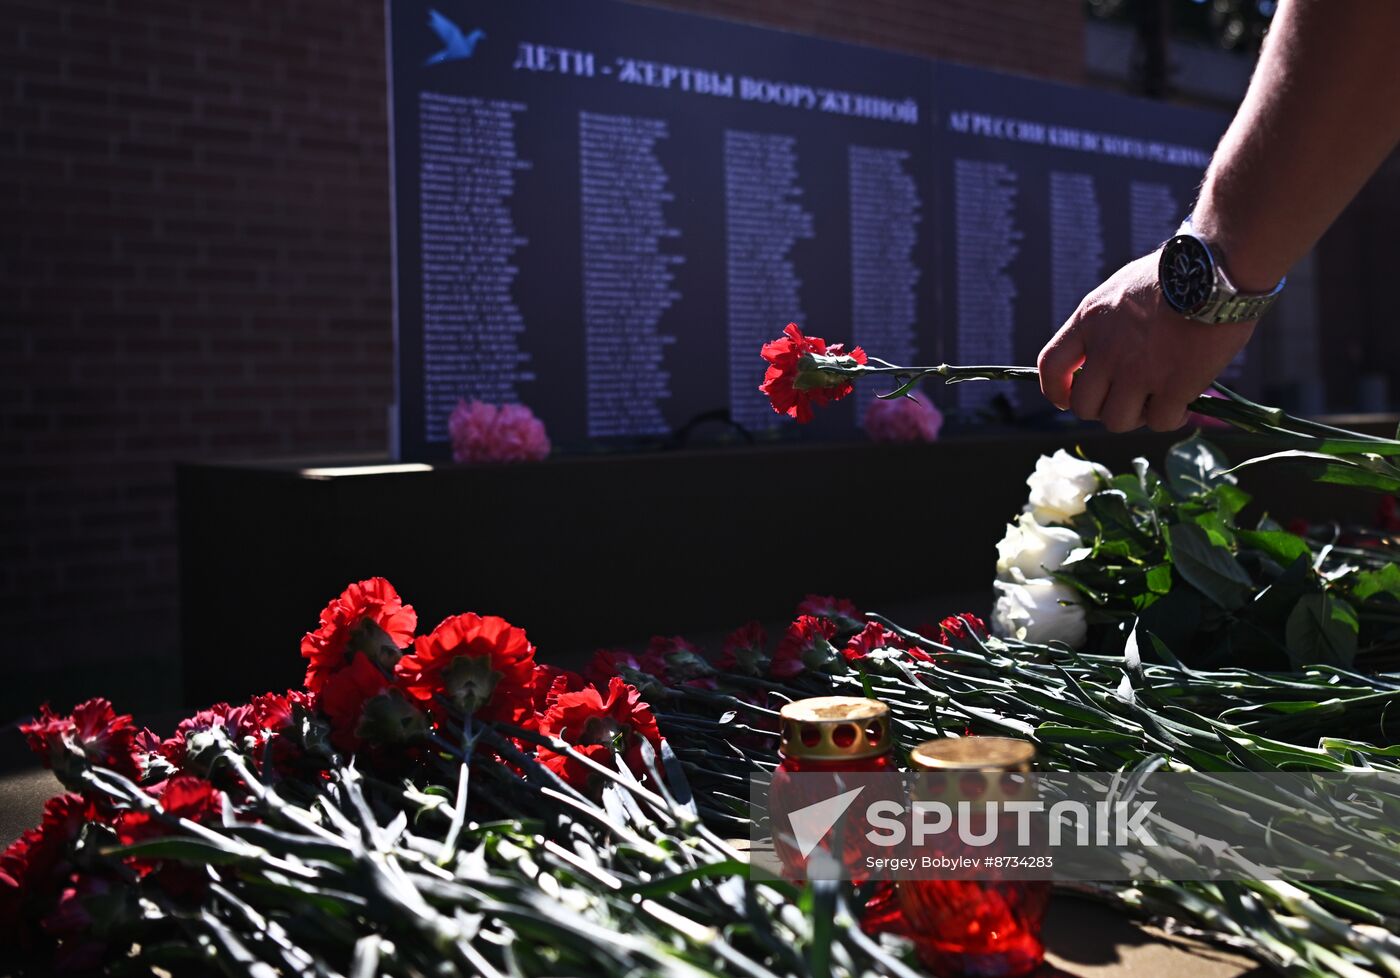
left=4, top=578, right=956, bottom=977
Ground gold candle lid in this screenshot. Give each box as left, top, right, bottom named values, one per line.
left=779, top=696, right=892, bottom=760
left=909, top=736, right=1035, bottom=773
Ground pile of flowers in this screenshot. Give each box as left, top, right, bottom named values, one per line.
left=2, top=575, right=986, bottom=976
left=7, top=568, right=1400, bottom=975
left=2, top=578, right=674, bottom=971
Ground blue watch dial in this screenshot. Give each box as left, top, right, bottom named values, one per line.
left=1159, top=234, right=1215, bottom=316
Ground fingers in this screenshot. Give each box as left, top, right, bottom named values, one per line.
left=1144, top=394, right=1191, bottom=432
left=1068, top=360, right=1111, bottom=422
left=1037, top=324, right=1086, bottom=411
left=1099, top=382, right=1147, bottom=433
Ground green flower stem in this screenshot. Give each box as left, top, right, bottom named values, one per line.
left=819, top=356, right=1400, bottom=451
left=497, top=722, right=683, bottom=828
left=208, top=881, right=334, bottom=978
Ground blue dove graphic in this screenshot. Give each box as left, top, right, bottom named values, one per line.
left=424, top=9, right=485, bottom=66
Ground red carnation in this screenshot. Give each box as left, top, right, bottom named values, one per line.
left=760, top=323, right=867, bottom=423
left=796, top=594, right=866, bottom=637
left=161, top=693, right=316, bottom=774
left=320, top=652, right=426, bottom=754
left=301, top=578, right=417, bottom=694
left=115, top=776, right=223, bottom=852
left=846, top=622, right=934, bottom=668
left=40, top=873, right=118, bottom=971
left=160, top=703, right=242, bottom=769
left=939, top=613, right=989, bottom=646
left=0, top=794, right=95, bottom=947
left=239, top=689, right=318, bottom=776
left=770, top=615, right=839, bottom=679
left=40, top=872, right=122, bottom=971
left=114, top=776, right=223, bottom=899
left=530, top=665, right=588, bottom=716
left=718, top=622, right=769, bottom=676
left=586, top=647, right=667, bottom=689
left=244, top=689, right=315, bottom=736
left=395, top=613, right=537, bottom=724
left=842, top=622, right=906, bottom=664
left=647, top=635, right=715, bottom=687
left=133, top=727, right=163, bottom=757
left=537, top=677, right=664, bottom=791
left=22, top=698, right=141, bottom=785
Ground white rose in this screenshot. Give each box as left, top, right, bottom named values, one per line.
left=995, top=512, right=1083, bottom=581
left=1025, top=449, right=1111, bottom=524
left=992, top=570, right=1088, bottom=648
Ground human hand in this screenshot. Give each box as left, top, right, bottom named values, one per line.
left=1036, top=251, right=1256, bottom=432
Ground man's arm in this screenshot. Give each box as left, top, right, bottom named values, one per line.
left=1038, top=0, right=1400, bottom=432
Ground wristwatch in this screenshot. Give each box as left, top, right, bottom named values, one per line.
left=1157, top=217, right=1285, bottom=324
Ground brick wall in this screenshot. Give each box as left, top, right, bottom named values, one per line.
left=0, top=0, right=1083, bottom=717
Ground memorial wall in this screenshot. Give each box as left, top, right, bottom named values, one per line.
left=388, top=0, right=1231, bottom=459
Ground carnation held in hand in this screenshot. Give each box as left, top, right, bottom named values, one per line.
left=992, top=569, right=1088, bottom=649
left=759, top=323, right=867, bottom=423
left=995, top=511, right=1083, bottom=580
left=1025, top=449, right=1111, bottom=524
left=862, top=393, right=943, bottom=443
left=448, top=400, right=550, bottom=464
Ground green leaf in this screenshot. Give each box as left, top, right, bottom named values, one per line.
left=1166, top=434, right=1234, bottom=498
left=1144, top=564, right=1173, bottom=595
left=620, top=860, right=750, bottom=897
left=875, top=371, right=933, bottom=401
left=1353, top=564, right=1400, bottom=602
left=1034, top=724, right=1142, bottom=746
left=859, top=671, right=876, bottom=699
left=1085, top=489, right=1143, bottom=541
left=1236, top=529, right=1312, bottom=568
left=1166, top=522, right=1254, bottom=611
left=1229, top=451, right=1400, bottom=494
left=1213, top=483, right=1252, bottom=518
left=1137, top=585, right=1203, bottom=657
left=1247, top=554, right=1312, bottom=626
left=1284, top=593, right=1359, bottom=668
left=1110, top=472, right=1151, bottom=507
left=1292, top=437, right=1400, bottom=458
left=1191, top=510, right=1235, bottom=548
left=103, top=837, right=253, bottom=866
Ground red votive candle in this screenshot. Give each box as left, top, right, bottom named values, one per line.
left=770, top=696, right=901, bottom=933
left=899, top=737, right=1050, bottom=977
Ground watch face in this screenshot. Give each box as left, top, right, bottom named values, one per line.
left=1159, top=234, right=1215, bottom=316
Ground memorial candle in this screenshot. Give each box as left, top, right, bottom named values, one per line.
left=898, top=737, right=1050, bottom=977
left=770, top=696, right=903, bottom=934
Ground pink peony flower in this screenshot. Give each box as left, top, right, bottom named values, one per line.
left=862, top=394, right=942, bottom=443
left=448, top=400, right=551, bottom=463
